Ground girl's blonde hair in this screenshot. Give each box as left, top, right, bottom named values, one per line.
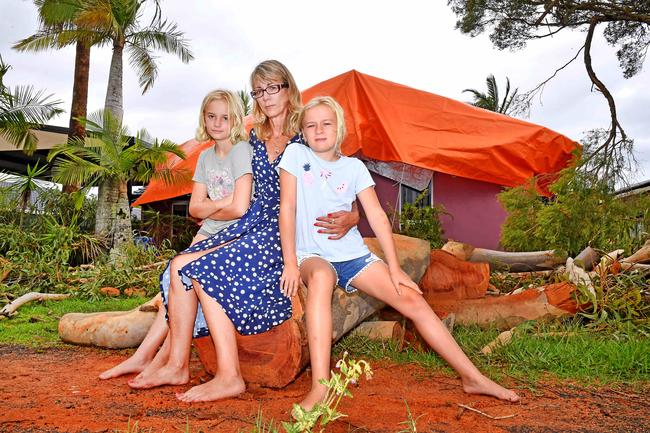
left=300, top=96, right=347, bottom=153
left=195, top=89, right=248, bottom=144
left=250, top=60, right=302, bottom=140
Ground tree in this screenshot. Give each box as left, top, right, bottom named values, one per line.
left=14, top=0, right=97, bottom=191
left=0, top=56, right=63, bottom=155
left=48, top=110, right=186, bottom=252
left=463, top=74, right=519, bottom=114
left=447, top=0, right=650, bottom=181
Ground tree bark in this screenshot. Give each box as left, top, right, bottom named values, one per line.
left=62, top=41, right=90, bottom=194
left=95, top=176, right=119, bottom=241
left=104, top=38, right=124, bottom=123
left=419, top=250, right=490, bottom=301
left=1, top=293, right=70, bottom=317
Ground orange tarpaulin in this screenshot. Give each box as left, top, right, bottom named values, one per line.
left=134, top=70, right=578, bottom=206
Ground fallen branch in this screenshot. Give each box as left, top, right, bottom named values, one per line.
left=0, top=292, right=70, bottom=317
left=457, top=404, right=516, bottom=420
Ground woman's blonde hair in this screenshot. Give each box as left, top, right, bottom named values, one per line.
left=300, top=96, right=347, bottom=153
left=195, top=89, right=248, bottom=143
left=250, top=60, right=302, bottom=140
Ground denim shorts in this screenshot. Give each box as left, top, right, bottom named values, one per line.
left=297, top=252, right=382, bottom=293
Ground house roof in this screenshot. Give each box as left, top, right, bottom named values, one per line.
left=133, top=70, right=579, bottom=206
left=302, top=70, right=578, bottom=189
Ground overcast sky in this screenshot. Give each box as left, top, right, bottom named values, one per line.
left=2, top=0, right=649, bottom=183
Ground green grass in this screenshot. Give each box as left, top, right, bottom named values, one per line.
left=0, top=296, right=147, bottom=346
left=333, top=321, right=650, bottom=386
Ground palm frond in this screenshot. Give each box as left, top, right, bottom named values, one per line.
left=0, top=85, right=64, bottom=124
left=147, top=166, right=192, bottom=186
left=126, top=44, right=158, bottom=93
left=51, top=151, right=106, bottom=186
left=486, top=74, right=499, bottom=111
left=128, top=22, right=194, bottom=63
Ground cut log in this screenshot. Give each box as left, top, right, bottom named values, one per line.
left=469, top=248, right=567, bottom=272
left=441, top=240, right=475, bottom=261
left=58, top=295, right=161, bottom=348
left=480, top=328, right=516, bottom=355
left=442, top=241, right=567, bottom=271
left=622, top=240, right=650, bottom=264
left=350, top=321, right=405, bottom=344
left=1, top=292, right=70, bottom=317
left=574, top=246, right=600, bottom=271
left=427, top=282, right=579, bottom=330
left=419, top=250, right=489, bottom=301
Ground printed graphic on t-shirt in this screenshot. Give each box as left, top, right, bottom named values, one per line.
left=206, top=168, right=234, bottom=200
left=302, top=163, right=314, bottom=186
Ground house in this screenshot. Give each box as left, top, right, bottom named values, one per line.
left=134, top=71, right=579, bottom=250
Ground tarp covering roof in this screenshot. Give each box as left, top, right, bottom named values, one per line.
left=133, top=70, right=578, bottom=206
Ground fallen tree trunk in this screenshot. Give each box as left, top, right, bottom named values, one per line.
left=441, top=241, right=567, bottom=272
left=426, top=282, right=579, bottom=330
left=622, top=240, right=650, bottom=264
left=58, top=295, right=161, bottom=348
left=419, top=250, right=489, bottom=301
left=1, top=292, right=70, bottom=317
left=195, top=234, right=430, bottom=387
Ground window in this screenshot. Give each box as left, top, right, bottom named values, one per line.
left=400, top=182, right=432, bottom=210
left=171, top=201, right=189, bottom=218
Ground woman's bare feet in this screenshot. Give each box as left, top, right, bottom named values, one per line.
left=128, top=364, right=189, bottom=389
left=461, top=374, right=520, bottom=402
left=176, top=374, right=245, bottom=402
left=298, top=384, right=328, bottom=411
left=98, top=355, right=151, bottom=380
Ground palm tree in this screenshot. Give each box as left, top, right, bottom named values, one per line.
left=463, top=74, right=519, bottom=115
left=72, top=0, right=194, bottom=123
left=48, top=109, right=187, bottom=252
left=14, top=0, right=96, bottom=191
left=0, top=56, right=63, bottom=155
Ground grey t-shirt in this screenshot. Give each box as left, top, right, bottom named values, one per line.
left=193, top=140, right=253, bottom=235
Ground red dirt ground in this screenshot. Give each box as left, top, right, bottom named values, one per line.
left=1, top=345, right=649, bottom=433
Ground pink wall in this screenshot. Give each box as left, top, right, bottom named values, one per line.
left=433, top=172, right=507, bottom=250
left=359, top=172, right=399, bottom=237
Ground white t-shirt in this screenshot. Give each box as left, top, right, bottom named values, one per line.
left=192, top=140, right=253, bottom=234
left=278, top=142, right=375, bottom=262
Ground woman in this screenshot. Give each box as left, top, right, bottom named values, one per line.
left=107, top=61, right=358, bottom=400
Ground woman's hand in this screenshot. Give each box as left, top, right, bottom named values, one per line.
left=314, top=208, right=360, bottom=240
left=388, top=267, right=422, bottom=296
left=280, top=263, right=301, bottom=298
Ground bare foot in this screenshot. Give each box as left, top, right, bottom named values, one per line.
left=129, top=343, right=170, bottom=384
left=176, top=374, right=245, bottom=402
left=462, top=374, right=520, bottom=402
left=128, top=364, right=189, bottom=389
left=98, top=355, right=150, bottom=380
left=298, top=385, right=328, bottom=411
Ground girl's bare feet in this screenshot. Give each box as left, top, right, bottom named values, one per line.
left=127, top=364, right=189, bottom=389
left=298, top=384, right=328, bottom=411
left=176, top=374, right=245, bottom=402
left=461, top=374, right=520, bottom=402
left=98, top=355, right=150, bottom=380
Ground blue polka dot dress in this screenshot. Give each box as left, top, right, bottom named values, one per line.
left=160, top=129, right=296, bottom=337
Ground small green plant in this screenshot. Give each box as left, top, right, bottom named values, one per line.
left=282, top=352, right=373, bottom=433
left=398, top=188, right=446, bottom=248
left=397, top=399, right=422, bottom=433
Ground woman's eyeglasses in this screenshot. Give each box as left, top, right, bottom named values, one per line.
left=250, top=83, right=289, bottom=99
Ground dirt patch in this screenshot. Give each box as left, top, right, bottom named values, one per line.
left=1, top=345, right=648, bottom=432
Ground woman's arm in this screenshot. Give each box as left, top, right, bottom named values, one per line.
left=313, top=200, right=360, bottom=240
left=357, top=187, right=421, bottom=296
left=205, top=173, right=253, bottom=220
left=279, top=168, right=300, bottom=297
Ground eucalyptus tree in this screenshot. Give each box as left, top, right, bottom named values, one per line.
left=0, top=56, right=63, bottom=155
left=462, top=74, right=519, bottom=115
left=48, top=110, right=186, bottom=251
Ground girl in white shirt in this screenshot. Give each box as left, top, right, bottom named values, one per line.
left=279, top=96, right=520, bottom=410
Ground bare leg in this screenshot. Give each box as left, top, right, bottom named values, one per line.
left=99, top=234, right=208, bottom=380
left=298, top=258, right=337, bottom=411
left=176, top=281, right=245, bottom=402
left=353, top=262, right=520, bottom=402
left=99, top=307, right=168, bottom=379
left=128, top=245, right=220, bottom=389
